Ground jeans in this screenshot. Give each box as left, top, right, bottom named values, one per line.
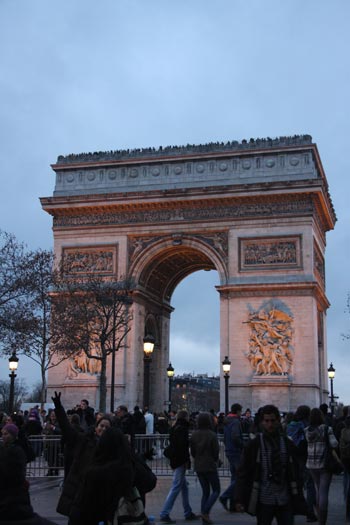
left=197, top=471, right=220, bottom=515
left=160, top=464, right=192, bottom=518
left=256, top=503, right=293, bottom=525
left=220, top=452, right=241, bottom=507
left=309, top=469, right=332, bottom=525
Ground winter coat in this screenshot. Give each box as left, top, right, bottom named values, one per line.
left=0, top=441, right=34, bottom=521
left=169, top=418, right=191, bottom=469
left=235, top=432, right=304, bottom=516
left=76, top=459, right=134, bottom=525
left=190, top=428, right=219, bottom=473
left=54, top=401, right=99, bottom=517
left=305, top=424, right=338, bottom=470
left=223, top=414, right=243, bottom=456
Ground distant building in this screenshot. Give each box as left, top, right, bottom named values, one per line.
left=171, top=373, right=220, bottom=413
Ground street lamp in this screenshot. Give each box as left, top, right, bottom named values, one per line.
left=222, top=355, right=231, bottom=415
left=167, top=363, right=175, bottom=413
left=8, top=352, right=19, bottom=414
left=328, top=362, right=336, bottom=416
left=143, top=334, right=155, bottom=408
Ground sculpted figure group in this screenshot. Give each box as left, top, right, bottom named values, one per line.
left=246, top=307, right=294, bottom=376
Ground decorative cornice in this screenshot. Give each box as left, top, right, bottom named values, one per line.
left=217, top=282, right=330, bottom=310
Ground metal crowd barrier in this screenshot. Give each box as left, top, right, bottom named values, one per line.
left=26, top=434, right=232, bottom=478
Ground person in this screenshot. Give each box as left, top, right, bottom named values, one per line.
left=219, top=402, right=243, bottom=511
left=319, top=403, right=333, bottom=428
left=42, top=410, right=62, bottom=476
left=72, top=427, right=135, bottom=525
left=241, top=408, right=254, bottom=435
left=63, top=413, right=84, bottom=481
left=115, top=405, right=135, bottom=446
left=23, top=408, right=43, bottom=458
left=144, top=406, right=155, bottom=434
left=286, top=405, right=317, bottom=522
left=0, top=423, right=57, bottom=524
left=235, top=404, right=306, bottom=525
left=133, top=406, right=146, bottom=434
left=160, top=410, right=198, bottom=523
left=339, top=414, right=350, bottom=521
left=51, top=391, right=112, bottom=523
left=76, top=399, right=95, bottom=432
left=190, top=413, right=220, bottom=524
left=305, top=407, right=338, bottom=525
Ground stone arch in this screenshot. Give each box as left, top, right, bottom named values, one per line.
left=129, top=234, right=228, bottom=303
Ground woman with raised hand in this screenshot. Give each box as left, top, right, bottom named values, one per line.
left=51, top=391, right=112, bottom=524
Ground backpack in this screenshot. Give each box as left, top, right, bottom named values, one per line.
left=286, top=421, right=307, bottom=458
left=340, top=427, right=350, bottom=460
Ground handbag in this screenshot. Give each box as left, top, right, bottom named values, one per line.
left=324, top=426, right=343, bottom=475
left=111, top=487, right=147, bottom=525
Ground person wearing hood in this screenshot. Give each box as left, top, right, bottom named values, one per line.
left=305, top=407, right=338, bottom=525
left=160, top=410, right=198, bottom=523
left=219, top=403, right=243, bottom=512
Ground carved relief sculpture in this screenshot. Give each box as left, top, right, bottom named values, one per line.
left=245, top=302, right=294, bottom=376
left=63, top=246, right=117, bottom=276
left=69, top=350, right=102, bottom=377
left=240, top=236, right=301, bottom=271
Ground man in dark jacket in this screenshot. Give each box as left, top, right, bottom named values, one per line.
left=219, top=402, right=243, bottom=511
left=235, top=404, right=306, bottom=525
left=160, top=410, right=198, bottom=523
left=76, top=399, right=95, bottom=432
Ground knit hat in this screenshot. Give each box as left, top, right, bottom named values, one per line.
left=2, top=423, right=19, bottom=438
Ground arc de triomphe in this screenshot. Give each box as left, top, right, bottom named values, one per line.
left=41, top=135, right=336, bottom=412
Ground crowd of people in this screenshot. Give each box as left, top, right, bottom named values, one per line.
left=0, top=398, right=349, bottom=525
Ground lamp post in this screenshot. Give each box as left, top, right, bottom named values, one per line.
left=328, top=362, right=335, bottom=416
left=166, top=363, right=175, bottom=413
left=8, top=352, right=19, bottom=414
left=222, top=355, right=231, bottom=415
left=143, top=334, right=155, bottom=408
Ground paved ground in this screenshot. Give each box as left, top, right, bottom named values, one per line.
left=30, top=474, right=347, bottom=524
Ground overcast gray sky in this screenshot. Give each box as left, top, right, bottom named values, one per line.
left=1, top=1, right=349, bottom=404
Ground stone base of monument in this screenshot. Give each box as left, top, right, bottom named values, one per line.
left=250, top=374, right=292, bottom=413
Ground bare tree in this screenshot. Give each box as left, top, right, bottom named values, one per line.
left=1, top=248, right=77, bottom=407
left=53, top=264, right=134, bottom=412
left=0, top=378, right=29, bottom=413
left=0, top=230, right=33, bottom=338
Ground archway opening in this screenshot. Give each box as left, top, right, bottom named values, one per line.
left=168, top=269, right=220, bottom=412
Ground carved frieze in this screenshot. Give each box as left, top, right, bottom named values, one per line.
left=245, top=300, right=294, bottom=376
left=239, top=236, right=302, bottom=271
left=62, top=245, right=118, bottom=275
left=54, top=197, right=314, bottom=228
